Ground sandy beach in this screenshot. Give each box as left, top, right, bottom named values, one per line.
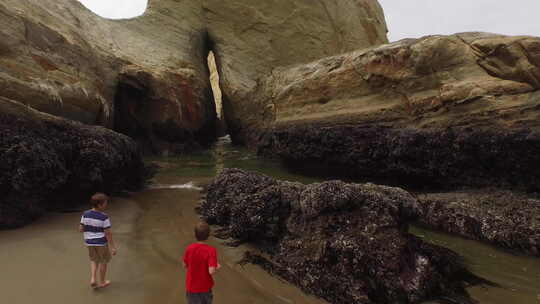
left=0, top=186, right=325, bottom=304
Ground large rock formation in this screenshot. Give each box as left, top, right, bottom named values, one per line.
left=253, top=33, right=540, bottom=190
left=0, top=0, right=389, bottom=226
left=0, top=0, right=215, bottom=153
left=0, top=0, right=388, bottom=153
left=200, top=169, right=483, bottom=304
left=3, top=0, right=539, bottom=239
left=3, top=1, right=539, bottom=188
left=0, top=97, right=152, bottom=228
left=204, top=0, right=388, bottom=140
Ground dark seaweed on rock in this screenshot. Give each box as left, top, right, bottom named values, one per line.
left=418, top=190, right=540, bottom=256
left=257, top=125, right=540, bottom=192
left=0, top=111, right=153, bottom=228
left=200, top=168, right=484, bottom=304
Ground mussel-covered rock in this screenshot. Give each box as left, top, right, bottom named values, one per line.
left=258, top=124, right=540, bottom=192
left=418, top=190, right=540, bottom=256
left=0, top=98, right=153, bottom=228
left=200, top=168, right=483, bottom=304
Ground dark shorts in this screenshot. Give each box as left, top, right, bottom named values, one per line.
left=186, top=291, right=213, bottom=304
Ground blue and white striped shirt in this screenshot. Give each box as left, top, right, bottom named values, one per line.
left=80, top=210, right=111, bottom=246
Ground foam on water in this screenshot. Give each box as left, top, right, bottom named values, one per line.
left=148, top=182, right=202, bottom=191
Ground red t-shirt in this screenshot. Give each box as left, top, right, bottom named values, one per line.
left=183, top=243, right=218, bottom=293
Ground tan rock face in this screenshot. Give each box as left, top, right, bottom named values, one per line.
left=252, top=33, right=540, bottom=190
left=0, top=0, right=214, bottom=153
left=203, top=0, right=388, bottom=141
left=0, top=1, right=113, bottom=125
left=0, top=0, right=388, bottom=152
left=262, top=33, right=540, bottom=132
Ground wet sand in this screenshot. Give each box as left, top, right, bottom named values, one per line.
left=0, top=184, right=325, bottom=304
left=0, top=197, right=145, bottom=304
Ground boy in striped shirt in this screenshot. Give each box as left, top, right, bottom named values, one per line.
left=79, top=193, right=117, bottom=289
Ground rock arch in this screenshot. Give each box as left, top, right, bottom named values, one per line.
left=0, top=0, right=388, bottom=153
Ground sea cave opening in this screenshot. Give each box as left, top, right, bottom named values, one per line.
left=113, top=78, right=155, bottom=153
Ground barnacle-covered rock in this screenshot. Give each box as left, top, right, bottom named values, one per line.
left=260, top=125, right=540, bottom=191
left=200, top=169, right=483, bottom=304
left=419, top=190, right=540, bottom=256
left=0, top=97, right=153, bottom=228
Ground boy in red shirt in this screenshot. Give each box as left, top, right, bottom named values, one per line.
left=182, top=221, right=220, bottom=304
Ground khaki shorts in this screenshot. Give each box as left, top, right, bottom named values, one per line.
left=88, top=246, right=111, bottom=263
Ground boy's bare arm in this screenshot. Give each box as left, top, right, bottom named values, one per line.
left=78, top=224, right=84, bottom=232
left=209, top=263, right=221, bottom=275
left=104, top=228, right=117, bottom=255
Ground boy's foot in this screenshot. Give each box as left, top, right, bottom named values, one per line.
left=90, top=282, right=98, bottom=289
left=98, top=281, right=111, bottom=289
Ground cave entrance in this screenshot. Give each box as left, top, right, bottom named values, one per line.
left=113, top=79, right=154, bottom=153
left=207, top=51, right=228, bottom=137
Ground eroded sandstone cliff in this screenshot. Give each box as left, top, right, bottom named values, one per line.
left=253, top=33, right=540, bottom=190
left=0, top=0, right=388, bottom=153
left=0, top=0, right=215, bottom=153
left=203, top=0, right=388, bottom=141
left=3, top=2, right=539, bottom=189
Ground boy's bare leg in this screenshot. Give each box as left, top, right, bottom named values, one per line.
left=90, top=262, right=98, bottom=287
left=98, top=263, right=110, bottom=287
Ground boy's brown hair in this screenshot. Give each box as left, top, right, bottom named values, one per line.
left=195, top=221, right=210, bottom=241
left=90, top=193, right=109, bottom=208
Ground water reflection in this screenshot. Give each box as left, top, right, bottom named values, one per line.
left=411, top=226, right=540, bottom=304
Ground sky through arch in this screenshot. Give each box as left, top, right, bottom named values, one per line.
left=77, top=0, right=147, bottom=19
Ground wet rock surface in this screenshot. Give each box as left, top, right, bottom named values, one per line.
left=257, top=123, right=540, bottom=255
left=257, top=124, right=540, bottom=191
left=418, top=190, right=540, bottom=257
left=0, top=98, right=153, bottom=228
left=200, top=169, right=484, bottom=304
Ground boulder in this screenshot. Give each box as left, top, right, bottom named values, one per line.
left=200, top=169, right=484, bottom=304
left=0, top=97, right=152, bottom=228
